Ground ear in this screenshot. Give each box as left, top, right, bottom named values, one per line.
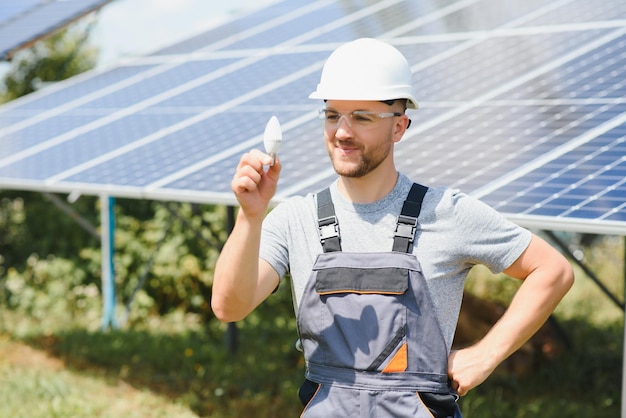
left=392, top=115, right=410, bottom=142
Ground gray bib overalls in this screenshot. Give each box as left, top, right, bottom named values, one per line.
left=297, top=184, right=462, bottom=417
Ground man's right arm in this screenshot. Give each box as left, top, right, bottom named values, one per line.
left=211, top=150, right=282, bottom=322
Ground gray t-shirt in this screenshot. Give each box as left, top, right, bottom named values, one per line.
left=260, top=173, right=532, bottom=351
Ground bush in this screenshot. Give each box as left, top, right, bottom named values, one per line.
left=1, top=255, right=101, bottom=333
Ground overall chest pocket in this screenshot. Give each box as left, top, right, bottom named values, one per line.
left=309, top=265, right=410, bottom=371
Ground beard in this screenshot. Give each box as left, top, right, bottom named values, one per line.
left=327, top=138, right=393, bottom=178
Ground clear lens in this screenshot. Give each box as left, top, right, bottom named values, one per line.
left=318, top=109, right=400, bottom=130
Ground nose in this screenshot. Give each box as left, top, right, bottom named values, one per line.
left=336, top=114, right=352, bottom=129
left=335, top=115, right=353, bottom=137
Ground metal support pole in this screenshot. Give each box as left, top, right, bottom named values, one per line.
left=100, top=195, right=118, bottom=330
left=42, top=192, right=99, bottom=239
left=224, top=205, right=238, bottom=354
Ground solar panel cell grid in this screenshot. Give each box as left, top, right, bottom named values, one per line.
left=152, top=0, right=310, bottom=55
left=246, top=72, right=321, bottom=107
left=396, top=103, right=614, bottom=191
left=0, top=65, right=158, bottom=115
left=155, top=53, right=324, bottom=109
left=481, top=132, right=626, bottom=221
left=0, top=112, right=191, bottom=181
left=80, top=60, right=238, bottom=110
left=0, top=0, right=624, bottom=234
left=0, top=114, right=104, bottom=154
left=500, top=35, right=626, bottom=101
left=0, top=0, right=42, bottom=24
left=521, top=0, right=626, bottom=26
left=64, top=110, right=309, bottom=188
left=225, top=6, right=350, bottom=50
left=419, top=31, right=607, bottom=103
left=301, top=1, right=434, bottom=44
left=164, top=159, right=238, bottom=193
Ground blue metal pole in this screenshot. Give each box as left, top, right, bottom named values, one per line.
left=100, top=195, right=118, bottom=330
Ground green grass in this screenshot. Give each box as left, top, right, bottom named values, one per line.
left=0, top=334, right=199, bottom=418
left=0, top=282, right=305, bottom=418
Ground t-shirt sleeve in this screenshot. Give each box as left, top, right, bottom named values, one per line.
left=447, top=190, right=532, bottom=273
left=259, top=202, right=291, bottom=280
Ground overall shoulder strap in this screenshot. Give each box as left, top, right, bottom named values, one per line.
left=392, top=183, right=428, bottom=253
left=316, top=188, right=341, bottom=253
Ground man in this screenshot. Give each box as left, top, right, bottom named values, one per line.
left=212, top=38, right=573, bottom=417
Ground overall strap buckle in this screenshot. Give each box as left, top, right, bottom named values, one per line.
left=392, top=183, right=428, bottom=253
left=317, top=188, right=341, bottom=252
left=395, top=215, right=418, bottom=241
left=318, top=216, right=340, bottom=242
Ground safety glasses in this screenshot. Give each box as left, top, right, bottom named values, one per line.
left=318, top=108, right=402, bottom=130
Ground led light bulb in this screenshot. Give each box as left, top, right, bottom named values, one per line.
left=263, top=116, right=282, bottom=166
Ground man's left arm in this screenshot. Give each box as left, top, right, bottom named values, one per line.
left=447, top=233, right=574, bottom=396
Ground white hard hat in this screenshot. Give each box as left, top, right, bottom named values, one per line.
left=309, top=38, right=418, bottom=109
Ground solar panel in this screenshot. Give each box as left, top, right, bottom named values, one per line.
left=0, top=0, right=112, bottom=60
left=0, top=0, right=625, bottom=235
left=0, top=0, right=41, bottom=24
